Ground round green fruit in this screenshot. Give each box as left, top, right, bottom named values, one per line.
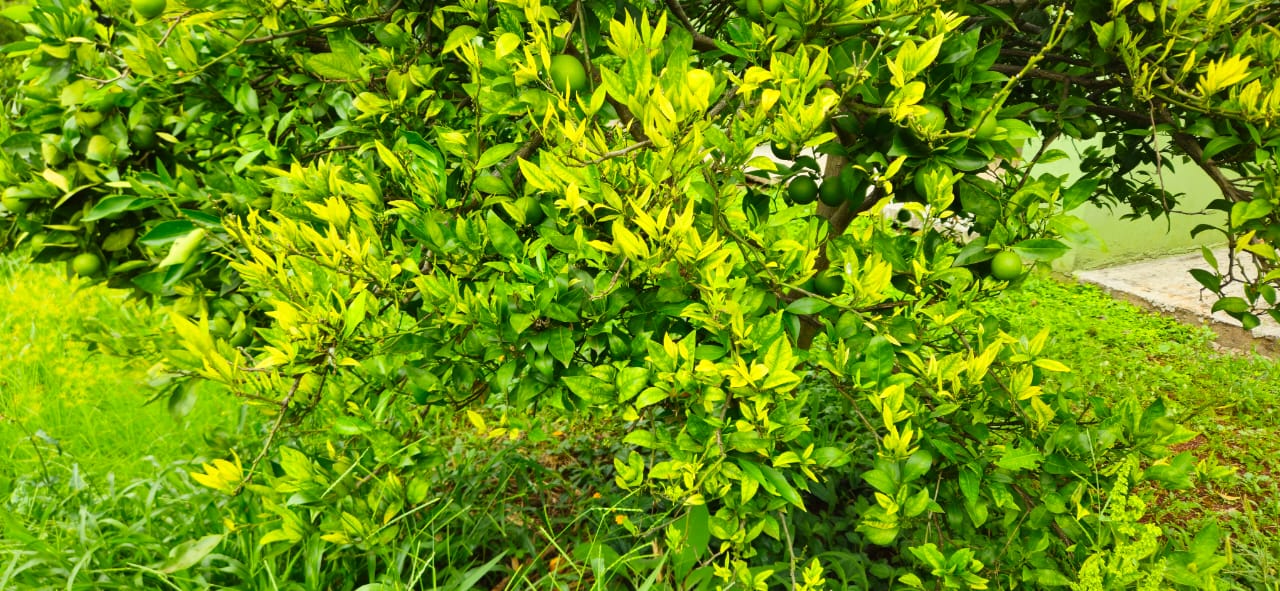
left=973, top=113, right=999, bottom=140
left=818, top=177, right=845, bottom=207
left=42, top=141, right=66, bottom=166
left=517, top=196, right=545, bottom=225
left=2, top=187, right=29, bottom=214
left=131, top=124, right=157, bottom=149
left=75, top=110, right=105, bottom=130
left=788, top=176, right=818, bottom=205
left=813, top=272, right=845, bottom=296
left=210, top=316, right=233, bottom=338
left=990, top=250, right=1024, bottom=280
left=743, top=189, right=770, bottom=224
left=549, top=55, right=588, bottom=95
left=914, top=105, right=947, bottom=135
left=132, top=0, right=166, bottom=20
left=912, top=162, right=952, bottom=201
left=770, top=141, right=796, bottom=161
left=85, top=135, right=116, bottom=163
left=760, top=0, right=784, bottom=16
left=71, top=253, right=102, bottom=277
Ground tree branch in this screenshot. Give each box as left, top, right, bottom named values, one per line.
left=663, top=0, right=720, bottom=52
left=244, top=2, right=402, bottom=45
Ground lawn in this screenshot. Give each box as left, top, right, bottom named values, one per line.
left=1, top=254, right=1278, bottom=589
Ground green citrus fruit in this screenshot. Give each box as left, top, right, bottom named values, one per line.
left=770, top=141, right=796, bottom=161
left=840, top=166, right=866, bottom=201
left=518, top=196, right=545, bottom=225
left=76, top=110, right=105, bottom=130
left=912, top=162, right=951, bottom=201
left=914, top=105, right=946, bottom=135
left=132, top=0, right=166, bottom=20
left=990, top=250, right=1023, bottom=280
left=813, top=272, right=845, bottom=296
left=71, top=252, right=102, bottom=276
left=743, top=189, right=770, bottom=225
left=788, top=176, right=818, bottom=205
left=973, top=113, right=999, bottom=140
left=818, top=176, right=845, bottom=207
left=85, top=135, right=115, bottom=163
left=131, top=124, right=157, bottom=149
left=549, top=55, right=588, bottom=95
left=2, top=187, right=29, bottom=214
left=42, top=141, right=66, bottom=166
left=760, top=0, right=784, bottom=16
left=210, top=316, right=233, bottom=338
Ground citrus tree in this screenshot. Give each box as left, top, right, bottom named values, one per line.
left=0, top=0, right=1267, bottom=587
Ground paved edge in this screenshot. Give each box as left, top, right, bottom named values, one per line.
left=1069, top=248, right=1279, bottom=356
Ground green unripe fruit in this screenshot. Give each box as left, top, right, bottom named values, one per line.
left=71, top=253, right=102, bottom=276
left=912, top=162, right=952, bottom=201
left=770, top=141, right=796, bottom=161
left=813, top=272, right=845, bottom=296
left=760, top=0, right=784, bottom=16
left=818, top=177, right=845, bottom=207
left=85, top=135, right=116, bottom=163
left=132, top=0, right=166, bottom=20
left=743, top=189, right=770, bottom=224
left=914, top=105, right=947, bottom=135
left=210, top=316, right=233, bottom=338
left=76, top=110, right=105, bottom=130
left=787, top=176, right=818, bottom=205
left=549, top=55, right=588, bottom=95
left=517, top=196, right=545, bottom=225
left=2, top=187, right=29, bottom=214
left=973, top=113, right=999, bottom=140
left=131, top=125, right=157, bottom=149
left=990, top=250, right=1023, bottom=280
left=42, top=141, right=66, bottom=166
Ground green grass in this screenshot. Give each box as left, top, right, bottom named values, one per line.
left=0, top=253, right=242, bottom=483
left=985, top=275, right=1280, bottom=589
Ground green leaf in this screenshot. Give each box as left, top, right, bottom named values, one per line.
left=959, top=468, right=981, bottom=504
left=758, top=464, right=805, bottom=509
left=1211, top=297, right=1249, bottom=314
left=562, top=375, right=615, bottom=405
left=634, top=386, right=667, bottom=409
left=901, top=449, right=933, bottom=482
left=140, top=220, right=198, bottom=246
left=305, top=52, right=363, bottom=81
left=1011, top=238, right=1070, bottom=261
left=786, top=297, right=830, bottom=315
left=84, top=196, right=159, bottom=221
left=485, top=211, right=522, bottom=259
left=996, top=446, right=1043, bottom=472
left=862, top=468, right=898, bottom=495
left=548, top=327, right=574, bottom=366
left=616, top=367, right=650, bottom=401
left=443, top=26, right=478, bottom=54
left=477, top=142, right=520, bottom=169
left=1202, top=136, right=1242, bottom=161
left=157, top=534, right=224, bottom=573
left=1061, top=178, right=1099, bottom=211
left=1230, top=198, right=1272, bottom=227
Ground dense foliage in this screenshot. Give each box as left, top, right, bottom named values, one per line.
left=2, top=0, right=1276, bottom=587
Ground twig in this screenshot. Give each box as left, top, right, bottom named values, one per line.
left=233, top=373, right=305, bottom=495
left=582, top=140, right=652, bottom=165
left=243, top=1, right=402, bottom=45
left=663, top=0, right=719, bottom=51
left=157, top=11, right=194, bottom=47
left=780, top=510, right=798, bottom=588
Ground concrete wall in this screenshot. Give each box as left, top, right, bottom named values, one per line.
left=1032, top=139, right=1227, bottom=271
